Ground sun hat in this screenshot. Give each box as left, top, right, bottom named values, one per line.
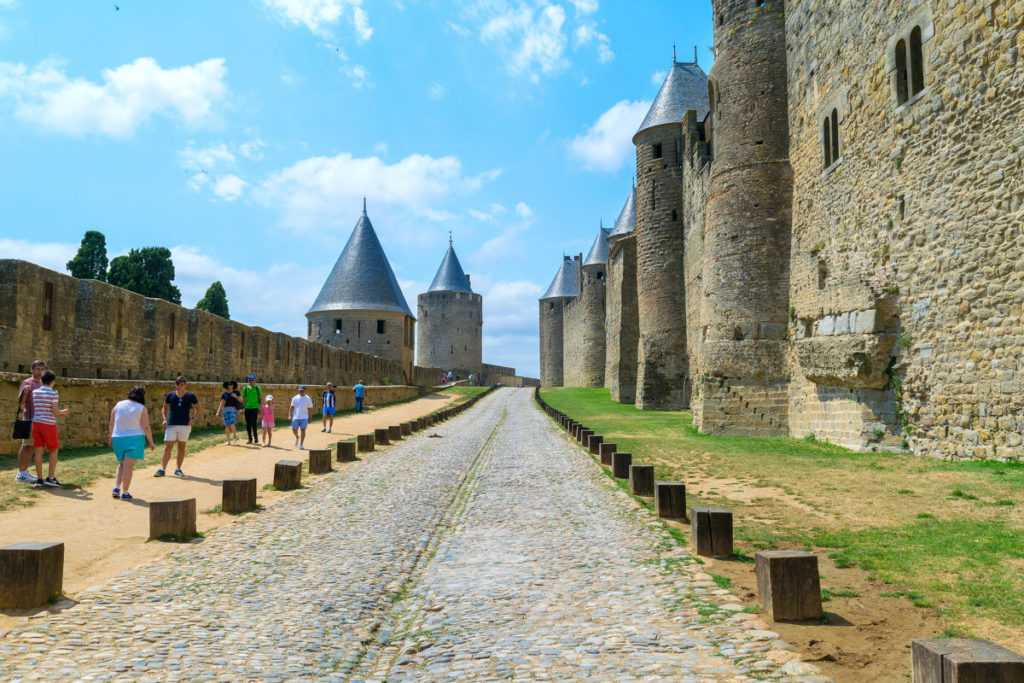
left=265, top=394, right=274, bottom=402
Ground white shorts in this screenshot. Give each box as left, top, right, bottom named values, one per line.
left=164, top=425, right=191, bottom=443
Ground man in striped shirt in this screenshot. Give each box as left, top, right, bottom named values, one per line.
left=31, top=370, right=70, bottom=488
left=321, top=383, right=337, bottom=434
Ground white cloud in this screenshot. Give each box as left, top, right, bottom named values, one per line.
left=239, top=139, right=266, bottom=161
left=263, top=0, right=372, bottom=42
left=470, top=202, right=535, bottom=265
left=651, top=69, right=667, bottom=86
left=0, top=238, right=76, bottom=274
left=343, top=63, right=369, bottom=88
left=421, top=208, right=458, bottom=222
left=257, top=152, right=501, bottom=231
left=280, top=68, right=302, bottom=86
left=179, top=142, right=235, bottom=172
left=468, top=203, right=507, bottom=222
left=480, top=3, right=568, bottom=82
left=568, top=99, right=649, bottom=172
left=446, top=20, right=471, bottom=37
left=427, top=82, right=446, bottom=101
left=514, top=201, right=532, bottom=219
left=568, top=0, right=597, bottom=14
left=479, top=278, right=544, bottom=376
left=574, top=22, right=613, bottom=63
left=0, top=57, right=228, bottom=138
left=213, top=174, right=247, bottom=201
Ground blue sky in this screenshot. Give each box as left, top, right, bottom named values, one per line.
left=0, top=0, right=713, bottom=377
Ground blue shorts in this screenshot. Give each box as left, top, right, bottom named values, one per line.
left=323, top=406, right=336, bottom=416
left=291, top=418, right=309, bottom=430
left=223, top=408, right=237, bottom=426
left=112, top=435, right=146, bottom=462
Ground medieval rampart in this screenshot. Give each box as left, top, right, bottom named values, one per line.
left=562, top=265, right=607, bottom=388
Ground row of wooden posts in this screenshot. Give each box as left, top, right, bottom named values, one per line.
left=0, top=388, right=496, bottom=612
left=532, top=388, right=1024, bottom=682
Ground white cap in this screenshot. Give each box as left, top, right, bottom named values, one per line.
left=265, top=394, right=274, bottom=402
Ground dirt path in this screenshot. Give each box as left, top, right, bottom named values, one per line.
left=0, top=392, right=456, bottom=630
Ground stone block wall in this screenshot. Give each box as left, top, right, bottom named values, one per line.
left=784, top=0, right=1024, bottom=458
left=415, top=290, right=483, bottom=375
left=307, top=310, right=415, bottom=378
left=604, top=235, right=639, bottom=403
left=0, top=372, right=419, bottom=454
left=538, top=299, right=566, bottom=387
left=562, top=264, right=607, bottom=388
left=0, top=259, right=438, bottom=388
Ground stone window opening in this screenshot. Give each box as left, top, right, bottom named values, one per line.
left=830, top=108, right=840, bottom=162
left=909, top=26, right=925, bottom=96
left=898, top=195, right=906, bottom=221
left=307, top=320, right=313, bottom=337
left=240, top=332, right=246, bottom=359
left=895, top=38, right=910, bottom=104
left=42, top=282, right=54, bottom=331
left=822, top=117, right=832, bottom=168
left=169, top=313, right=176, bottom=350
left=377, top=319, right=386, bottom=334
left=732, top=326, right=745, bottom=341
left=116, top=301, right=124, bottom=341
left=335, top=319, right=343, bottom=333
left=817, top=260, right=829, bottom=290
left=717, top=13, right=724, bottom=26
left=596, top=271, right=604, bottom=280
left=671, top=209, right=678, bottom=222
left=652, top=143, right=663, bottom=159
left=450, top=344, right=454, bottom=355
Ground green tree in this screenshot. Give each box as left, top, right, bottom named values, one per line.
left=108, top=247, right=182, bottom=304
left=196, top=280, right=230, bottom=319
left=66, top=230, right=109, bottom=281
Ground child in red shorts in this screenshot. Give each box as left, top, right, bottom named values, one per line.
left=31, top=370, right=70, bottom=488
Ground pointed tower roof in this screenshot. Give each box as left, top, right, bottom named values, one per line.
left=634, top=55, right=709, bottom=141
left=539, top=256, right=580, bottom=301
left=427, top=242, right=473, bottom=293
left=609, top=185, right=637, bottom=237
left=308, top=201, right=414, bottom=318
left=583, top=225, right=612, bottom=267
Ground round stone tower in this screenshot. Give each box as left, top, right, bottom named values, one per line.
left=562, top=226, right=609, bottom=387
left=538, top=255, right=580, bottom=387
left=701, top=0, right=792, bottom=386
left=632, top=54, right=708, bottom=409
left=416, top=240, right=482, bottom=376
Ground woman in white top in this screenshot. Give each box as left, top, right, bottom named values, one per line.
left=107, top=386, right=155, bottom=501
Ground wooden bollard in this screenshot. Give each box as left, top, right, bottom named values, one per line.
left=629, top=465, right=655, bottom=496
left=222, top=478, right=257, bottom=514
left=374, top=427, right=390, bottom=445
left=755, top=550, right=823, bottom=621
left=654, top=482, right=686, bottom=519
left=578, top=429, right=592, bottom=446
left=599, top=442, right=617, bottom=466
left=388, top=425, right=403, bottom=441
left=149, top=498, right=197, bottom=541
left=337, top=440, right=357, bottom=462
left=588, top=434, right=603, bottom=455
left=612, top=452, right=632, bottom=479
left=912, top=638, right=1024, bottom=683
left=274, top=460, right=302, bottom=490
left=0, top=542, right=64, bottom=608
left=308, top=449, right=332, bottom=474
left=357, top=433, right=375, bottom=452
left=400, top=422, right=413, bottom=436
left=691, top=507, right=733, bottom=557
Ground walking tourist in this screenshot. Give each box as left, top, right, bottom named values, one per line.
left=216, top=380, right=243, bottom=445
left=354, top=380, right=366, bottom=414
left=13, top=359, right=47, bottom=484
left=242, top=375, right=262, bottom=444
left=321, top=382, right=337, bottom=433
left=260, top=394, right=275, bottom=447
left=289, top=385, right=314, bottom=449
left=158, top=376, right=198, bottom=478
left=107, top=386, right=155, bottom=500
left=31, top=370, right=70, bottom=488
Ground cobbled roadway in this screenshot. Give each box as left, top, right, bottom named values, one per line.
left=0, top=389, right=826, bottom=682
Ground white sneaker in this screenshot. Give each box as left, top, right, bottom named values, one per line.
left=15, top=470, right=37, bottom=484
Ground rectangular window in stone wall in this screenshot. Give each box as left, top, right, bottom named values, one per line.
left=169, top=314, right=176, bottom=349
left=377, top=319, right=385, bottom=334
left=335, top=319, right=342, bottom=333
left=42, top=282, right=54, bottom=330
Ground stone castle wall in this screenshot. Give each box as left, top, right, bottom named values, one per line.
left=604, top=235, right=639, bottom=403
left=0, top=373, right=419, bottom=454
left=562, top=264, right=607, bottom=387
left=538, top=299, right=566, bottom=387
left=783, top=0, right=1024, bottom=458
left=307, top=310, right=415, bottom=376
left=415, top=290, right=483, bottom=375
left=0, top=259, right=440, bottom=388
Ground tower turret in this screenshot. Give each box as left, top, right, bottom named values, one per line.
left=632, top=54, right=708, bottom=408
left=538, top=255, right=580, bottom=387
left=563, top=225, right=610, bottom=387
left=605, top=185, right=639, bottom=403
left=416, top=239, right=483, bottom=376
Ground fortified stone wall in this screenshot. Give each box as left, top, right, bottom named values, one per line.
left=307, top=310, right=415, bottom=374
left=784, top=0, right=1024, bottom=458
left=0, top=260, right=441, bottom=388
left=604, top=235, right=639, bottom=403
left=562, top=264, right=607, bottom=388
left=634, top=123, right=690, bottom=409
left=538, top=299, right=566, bottom=387
left=415, top=290, right=483, bottom=375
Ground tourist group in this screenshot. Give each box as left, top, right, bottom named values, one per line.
left=12, top=360, right=367, bottom=500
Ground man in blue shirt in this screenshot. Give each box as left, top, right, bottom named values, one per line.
left=353, top=380, right=366, bottom=414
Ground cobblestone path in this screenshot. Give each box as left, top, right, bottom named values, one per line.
left=0, top=389, right=824, bottom=681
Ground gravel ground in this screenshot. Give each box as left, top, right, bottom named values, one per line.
left=0, top=389, right=826, bottom=681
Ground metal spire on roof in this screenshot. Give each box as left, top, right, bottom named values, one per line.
left=362, top=196, right=367, bottom=215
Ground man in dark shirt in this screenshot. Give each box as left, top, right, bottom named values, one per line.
left=158, top=376, right=198, bottom=477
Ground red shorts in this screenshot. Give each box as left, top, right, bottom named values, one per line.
left=31, top=423, right=60, bottom=450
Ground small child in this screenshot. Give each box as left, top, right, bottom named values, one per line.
left=260, top=395, right=275, bottom=447
left=31, top=370, right=70, bottom=488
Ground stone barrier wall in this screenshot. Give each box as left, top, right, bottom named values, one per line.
left=0, top=372, right=419, bottom=454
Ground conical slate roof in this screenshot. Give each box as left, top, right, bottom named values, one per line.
left=609, top=185, right=637, bottom=237
left=308, top=204, right=414, bottom=318
left=427, top=245, right=472, bottom=293
left=583, top=227, right=612, bottom=267
left=634, top=59, right=709, bottom=140
left=540, top=256, right=580, bottom=301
